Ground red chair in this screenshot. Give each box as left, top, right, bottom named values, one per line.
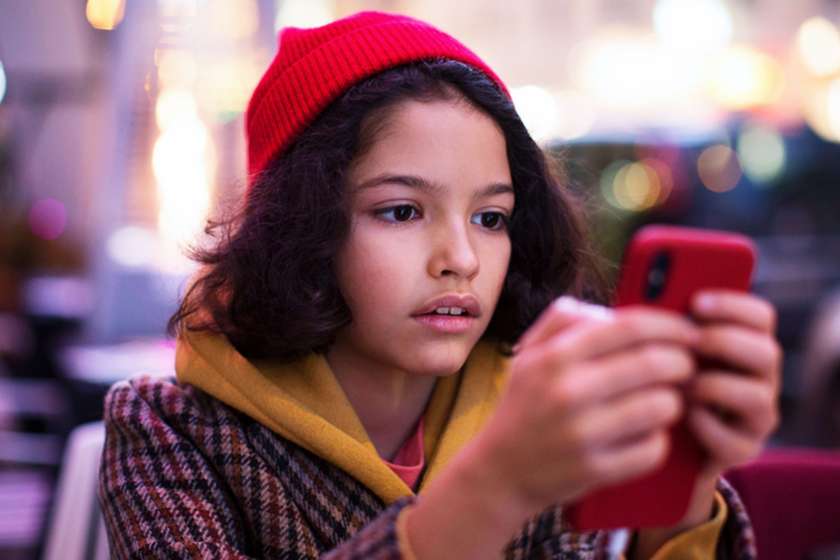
left=725, top=448, right=840, bottom=560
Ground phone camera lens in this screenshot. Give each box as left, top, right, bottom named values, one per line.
left=645, top=251, right=671, bottom=301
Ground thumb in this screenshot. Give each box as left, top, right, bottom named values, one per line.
left=513, top=296, right=613, bottom=353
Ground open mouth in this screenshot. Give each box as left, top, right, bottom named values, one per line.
left=419, top=306, right=470, bottom=317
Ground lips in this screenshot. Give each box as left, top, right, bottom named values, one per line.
left=412, top=293, right=481, bottom=317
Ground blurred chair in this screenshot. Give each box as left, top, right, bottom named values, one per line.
left=41, top=421, right=108, bottom=560
left=725, top=448, right=840, bottom=560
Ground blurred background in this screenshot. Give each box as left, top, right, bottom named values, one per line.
left=1, top=0, right=840, bottom=557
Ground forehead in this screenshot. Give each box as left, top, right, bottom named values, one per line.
left=348, top=97, right=512, bottom=193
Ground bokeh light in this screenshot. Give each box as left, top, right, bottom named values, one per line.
left=155, top=88, right=199, bottom=131
left=152, top=115, right=214, bottom=248
left=796, top=17, right=840, bottom=78
left=697, top=144, right=742, bottom=192
left=107, top=226, right=158, bottom=268
left=86, top=0, right=126, bottom=31
left=641, top=157, right=675, bottom=203
left=653, top=0, right=733, bottom=51
left=275, top=0, right=333, bottom=31
left=574, top=29, right=698, bottom=110
left=207, top=0, right=258, bottom=40
left=511, top=85, right=558, bottom=144
left=707, top=46, right=784, bottom=110
left=198, top=54, right=266, bottom=119
left=553, top=90, right=597, bottom=140
left=737, top=124, right=786, bottom=184
left=0, top=60, right=6, bottom=104
left=157, top=0, right=198, bottom=20
left=802, top=77, right=840, bottom=142
left=600, top=159, right=671, bottom=212
left=28, top=198, right=68, bottom=240
left=156, top=50, right=197, bottom=90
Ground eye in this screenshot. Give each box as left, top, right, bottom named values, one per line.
left=471, top=211, right=509, bottom=231
left=375, top=204, right=420, bottom=223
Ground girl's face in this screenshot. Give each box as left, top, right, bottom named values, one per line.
left=331, top=97, right=514, bottom=378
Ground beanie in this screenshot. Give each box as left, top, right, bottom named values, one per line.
left=245, top=11, right=509, bottom=182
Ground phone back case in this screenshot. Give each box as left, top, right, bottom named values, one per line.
left=565, top=225, right=756, bottom=531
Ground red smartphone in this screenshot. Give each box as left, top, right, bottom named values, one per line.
left=565, top=225, right=756, bottom=531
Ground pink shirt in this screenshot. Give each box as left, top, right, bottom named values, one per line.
left=382, top=417, right=425, bottom=490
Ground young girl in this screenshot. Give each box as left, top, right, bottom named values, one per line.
left=99, top=11, right=780, bottom=559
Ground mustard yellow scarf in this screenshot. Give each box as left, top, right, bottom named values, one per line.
left=175, top=331, right=511, bottom=505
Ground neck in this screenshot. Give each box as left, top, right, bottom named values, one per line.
left=325, top=345, right=437, bottom=460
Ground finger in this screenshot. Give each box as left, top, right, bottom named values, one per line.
left=689, top=372, right=779, bottom=437
left=515, top=296, right=611, bottom=352
left=691, top=290, right=777, bottom=334
left=589, top=430, right=671, bottom=486
left=536, top=306, right=700, bottom=368
left=558, top=344, right=695, bottom=406
left=688, top=406, right=762, bottom=467
left=577, top=387, right=684, bottom=448
left=695, top=326, right=782, bottom=383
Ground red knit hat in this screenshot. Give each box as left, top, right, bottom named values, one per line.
left=245, top=11, right=509, bottom=182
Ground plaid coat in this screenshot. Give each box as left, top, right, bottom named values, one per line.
left=98, top=376, right=758, bottom=559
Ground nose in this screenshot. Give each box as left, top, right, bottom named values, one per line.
left=427, top=218, right=480, bottom=280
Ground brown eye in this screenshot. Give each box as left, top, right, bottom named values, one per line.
left=376, top=205, right=420, bottom=223
left=472, top=211, right=508, bottom=231
left=394, top=205, right=414, bottom=221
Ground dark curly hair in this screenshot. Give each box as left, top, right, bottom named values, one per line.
left=168, top=59, right=608, bottom=361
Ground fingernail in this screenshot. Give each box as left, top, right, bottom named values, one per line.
left=553, top=295, right=580, bottom=311
left=582, top=303, right=613, bottom=321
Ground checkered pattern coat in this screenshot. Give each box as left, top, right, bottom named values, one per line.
left=98, top=376, right=757, bottom=559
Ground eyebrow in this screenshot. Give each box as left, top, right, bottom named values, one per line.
left=353, top=173, right=514, bottom=200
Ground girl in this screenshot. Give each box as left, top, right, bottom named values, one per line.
left=99, top=11, right=779, bottom=559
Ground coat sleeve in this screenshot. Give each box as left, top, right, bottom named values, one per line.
left=97, top=378, right=416, bottom=559
left=497, top=478, right=757, bottom=559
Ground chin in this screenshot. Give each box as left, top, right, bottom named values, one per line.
left=408, top=342, right=473, bottom=377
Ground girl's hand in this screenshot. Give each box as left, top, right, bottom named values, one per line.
left=473, top=297, right=701, bottom=516
left=633, top=291, right=781, bottom=558
left=688, top=289, right=781, bottom=475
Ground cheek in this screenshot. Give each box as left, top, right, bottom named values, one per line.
left=481, top=241, right=511, bottom=291
left=335, top=232, right=419, bottom=312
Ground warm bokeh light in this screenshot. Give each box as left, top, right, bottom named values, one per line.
left=156, top=50, right=197, bottom=90
left=85, top=0, right=126, bottom=31
left=208, top=0, right=258, bottom=40
left=737, top=124, right=786, bottom=184
left=574, top=29, right=700, bottom=111
left=653, top=0, right=733, bottom=51
left=0, top=60, right=6, bottom=104
left=600, top=160, right=629, bottom=210
left=707, top=46, right=784, bottom=110
left=803, top=77, right=840, bottom=142
left=197, top=53, right=270, bottom=120
left=600, top=160, right=669, bottom=212
left=511, top=85, right=558, bottom=144
left=155, top=88, right=199, bottom=131
left=554, top=90, right=597, bottom=140
left=641, top=157, right=674, bottom=203
left=275, top=0, right=334, bottom=31
left=107, top=226, right=159, bottom=268
left=152, top=114, right=214, bottom=248
left=697, top=144, right=742, bottom=192
left=796, top=17, right=840, bottom=78
left=28, top=198, right=67, bottom=240
left=157, top=0, right=198, bottom=20
left=615, top=162, right=662, bottom=211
